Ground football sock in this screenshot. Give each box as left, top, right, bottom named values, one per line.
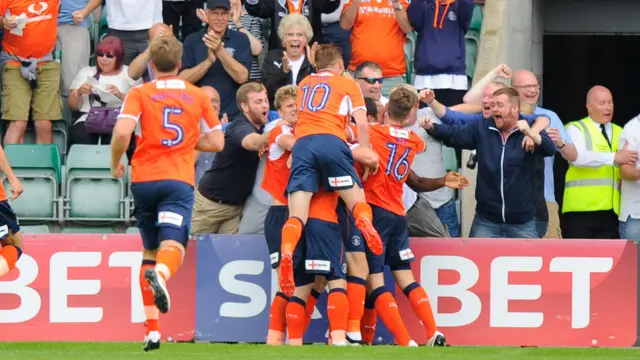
left=346, top=276, right=366, bottom=341
left=327, top=288, right=348, bottom=344
left=404, top=282, right=438, bottom=339
left=155, top=245, right=182, bottom=282
left=352, top=202, right=373, bottom=223
left=286, top=297, right=307, bottom=346
left=0, top=245, right=21, bottom=277
left=304, top=288, right=321, bottom=331
left=267, top=292, right=289, bottom=345
left=281, top=217, right=304, bottom=255
left=371, top=286, right=412, bottom=346
left=140, top=260, right=159, bottom=334
left=361, top=296, right=377, bottom=345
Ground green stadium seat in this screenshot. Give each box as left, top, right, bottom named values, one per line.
left=404, top=32, right=416, bottom=84
left=63, top=145, right=130, bottom=222
left=442, top=146, right=458, bottom=172
left=98, top=6, right=109, bottom=42
left=23, top=121, right=69, bottom=158
left=20, top=225, right=50, bottom=234
left=465, top=36, right=479, bottom=81
left=126, top=227, right=140, bottom=234
left=469, top=5, right=483, bottom=34
left=61, top=226, right=115, bottom=234
left=2, top=145, right=62, bottom=221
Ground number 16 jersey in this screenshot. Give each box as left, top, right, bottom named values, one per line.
left=362, top=124, right=425, bottom=216
left=118, top=76, right=221, bottom=186
left=294, top=71, right=366, bottom=141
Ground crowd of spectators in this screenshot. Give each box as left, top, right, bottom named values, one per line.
left=1, top=0, right=637, bottom=242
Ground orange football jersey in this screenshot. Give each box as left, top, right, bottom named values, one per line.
left=308, top=190, right=339, bottom=224
left=295, top=72, right=366, bottom=141
left=119, top=76, right=221, bottom=186
left=362, top=124, right=425, bottom=216
left=261, top=124, right=294, bottom=205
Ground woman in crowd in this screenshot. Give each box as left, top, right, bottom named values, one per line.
left=261, top=14, right=317, bottom=110
left=67, top=36, right=142, bottom=147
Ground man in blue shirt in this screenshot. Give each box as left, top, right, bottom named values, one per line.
left=56, top=0, right=102, bottom=95
left=179, top=0, right=252, bottom=120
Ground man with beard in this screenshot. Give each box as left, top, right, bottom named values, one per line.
left=562, top=85, right=637, bottom=239
left=423, top=87, right=557, bottom=238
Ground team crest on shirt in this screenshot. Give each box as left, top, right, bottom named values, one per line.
left=351, top=235, right=361, bottom=247
left=448, top=11, right=457, bottom=21
left=302, top=5, right=310, bottom=16
left=226, top=47, right=236, bottom=57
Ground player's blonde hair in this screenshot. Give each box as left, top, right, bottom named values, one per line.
left=388, top=85, right=419, bottom=122
left=278, top=13, right=314, bottom=43
left=274, top=85, right=298, bottom=110
left=314, top=44, right=343, bottom=70
left=236, top=82, right=267, bottom=107
left=150, top=36, right=183, bottom=73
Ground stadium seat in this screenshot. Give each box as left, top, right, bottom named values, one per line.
left=63, top=145, right=130, bottom=222
left=442, top=146, right=458, bottom=172
left=404, top=32, right=417, bottom=84
left=126, top=227, right=140, bottom=234
left=468, top=5, right=483, bottom=36
left=465, top=36, right=479, bottom=81
left=20, top=225, right=50, bottom=233
left=22, top=121, right=69, bottom=158
left=2, top=144, right=62, bottom=222
left=61, top=226, right=116, bottom=234
left=98, top=6, right=109, bottom=42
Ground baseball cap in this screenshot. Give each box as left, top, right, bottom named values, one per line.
left=207, top=0, right=230, bottom=10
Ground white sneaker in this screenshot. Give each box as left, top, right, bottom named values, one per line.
left=143, top=331, right=161, bottom=352
left=426, top=331, right=446, bottom=347
left=408, top=340, right=419, bottom=347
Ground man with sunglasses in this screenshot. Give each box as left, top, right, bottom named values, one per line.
left=354, top=61, right=388, bottom=107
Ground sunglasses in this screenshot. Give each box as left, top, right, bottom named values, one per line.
left=96, top=52, right=115, bottom=59
left=358, top=77, right=383, bottom=85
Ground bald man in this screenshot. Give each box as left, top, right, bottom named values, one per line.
left=127, top=23, right=175, bottom=81
left=201, top=86, right=221, bottom=114
left=562, top=86, right=638, bottom=239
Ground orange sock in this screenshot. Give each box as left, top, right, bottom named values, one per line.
left=286, top=297, right=307, bottom=346
left=327, top=289, right=348, bottom=344
left=372, top=287, right=412, bottom=346
left=281, top=217, right=303, bottom=255
left=404, top=283, right=437, bottom=339
left=352, top=202, right=373, bottom=223
left=0, top=245, right=21, bottom=277
left=267, top=292, right=289, bottom=345
left=304, top=288, right=321, bottom=331
left=155, top=246, right=182, bottom=282
left=361, top=296, right=377, bottom=345
left=140, top=260, right=159, bottom=334
left=346, top=276, right=366, bottom=340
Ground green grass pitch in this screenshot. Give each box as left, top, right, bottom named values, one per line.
left=1, top=343, right=639, bottom=360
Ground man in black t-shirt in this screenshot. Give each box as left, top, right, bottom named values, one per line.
left=191, top=82, right=270, bottom=234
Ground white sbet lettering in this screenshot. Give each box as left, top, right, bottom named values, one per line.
left=0, top=251, right=148, bottom=324
left=420, top=255, right=614, bottom=329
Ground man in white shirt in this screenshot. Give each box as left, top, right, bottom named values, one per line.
left=618, top=115, right=640, bottom=240
left=563, top=86, right=638, bottom=239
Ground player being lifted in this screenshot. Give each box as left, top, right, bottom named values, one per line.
left=355, top=85, right=467, bottom=346
left=110, top=36, right=224, bottom=352
left=0, top=146, right=24, bottom=279
left=262, top=85, right=326, bottom=345
left=280, top=44, right=383, bottom=297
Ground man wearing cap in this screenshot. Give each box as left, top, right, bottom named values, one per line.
left=179, top=0, right=252, bottom=120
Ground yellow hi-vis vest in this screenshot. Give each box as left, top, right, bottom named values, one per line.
left=562, top=117, right=621, bottom=215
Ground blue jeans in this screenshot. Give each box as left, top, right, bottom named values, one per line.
left=469, top=215, right=538, bottom=239
left=435, top=199, right=461, bottom=237
left=535, top=220, right=548, bottom=238
left=619, top=217, right=640, bottom=241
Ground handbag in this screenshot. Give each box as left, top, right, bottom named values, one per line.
left=84, top=71, right=120, bottom=135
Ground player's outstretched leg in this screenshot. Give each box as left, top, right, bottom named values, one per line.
left=360, top=295, right=377, bottom=345
left=401, top=281, right=446, bottom=346
left=140, top=259, right=161, bottom=352
left=0, top=243, right=21, bottom=278
left=146, top=242, right=184, bottom=313
left=280, top=216, right=305, bottom=297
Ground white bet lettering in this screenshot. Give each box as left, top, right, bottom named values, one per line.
left=219, top=260, right=267, bottom=318
left=490, top=256, right=543, bottom=328
left=549, top=257, right=613, bottom=329
left=50, top=252, right=103, bottom=323
left=421, top=255, right=481, bottom=327
left=109, top=251, right=145, bottom=323
left=0, top=255, right=41, bottom=323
